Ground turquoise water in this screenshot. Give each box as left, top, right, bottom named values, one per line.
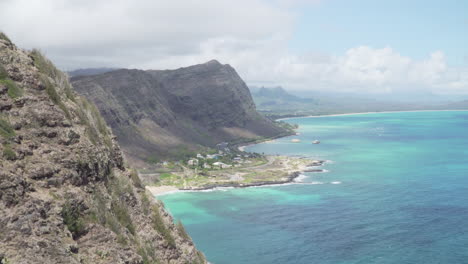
left=159, top=111, right=468, bottom=264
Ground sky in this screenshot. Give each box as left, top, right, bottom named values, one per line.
left=0, top=0, right=467, bottom=96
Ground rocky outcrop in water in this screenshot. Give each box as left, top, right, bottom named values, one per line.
left=0, top=33, right=205, bottom=264
left=71, top=60, right=289, bottom=167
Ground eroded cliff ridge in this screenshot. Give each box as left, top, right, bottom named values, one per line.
left=0, top=33, right=205, bottom=264
left=71, top=60, right=289, bottom=166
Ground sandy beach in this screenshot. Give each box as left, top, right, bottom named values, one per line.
left=146, top=185, right=179, bottom=196
left=276, top=109, right=468, bottom=121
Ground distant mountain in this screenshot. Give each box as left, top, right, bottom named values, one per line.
left=71, top=60, right=289, bottom=167
left=255, top=86, right=313, bottom=102
left=436, top=100, right=468, bottom=110
left=251, top=86, right=317, bottom=112
left=249, top=86, right=443, bottom=117
left=67, top=67, right=120, bottom=77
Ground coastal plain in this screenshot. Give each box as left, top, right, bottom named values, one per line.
left=143, top=155, right=325, bottom=196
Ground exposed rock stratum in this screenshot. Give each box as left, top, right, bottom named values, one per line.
left=0, top=34, right=205, bottom=264
left=71, top=60, right=289, bottom=167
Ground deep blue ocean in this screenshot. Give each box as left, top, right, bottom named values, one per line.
left=159, top=111, right=468, bottom=264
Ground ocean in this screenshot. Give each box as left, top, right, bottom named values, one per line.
left=159, top=111, right=468, bottom=264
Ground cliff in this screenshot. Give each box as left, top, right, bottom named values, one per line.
left=71, top=60, right=288, bottom=167
left=0, top=33, right=205, bottom=264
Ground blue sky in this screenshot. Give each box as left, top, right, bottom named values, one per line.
left=290, top=0, right=467, bottom=66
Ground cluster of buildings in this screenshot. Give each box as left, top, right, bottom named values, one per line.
left=187, top=152, right=252, bottom=170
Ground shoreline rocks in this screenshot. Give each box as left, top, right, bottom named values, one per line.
left=179, top=159, right=328, bottom=191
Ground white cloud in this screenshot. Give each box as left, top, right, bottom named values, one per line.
left=0, top=0, right=292, bottom=68
left=0, top=0, right=467, bottom=95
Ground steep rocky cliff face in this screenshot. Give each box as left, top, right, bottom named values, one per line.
left=71, top=60, right=288, bottom=166
left=0, top=34, right=205, bottom=264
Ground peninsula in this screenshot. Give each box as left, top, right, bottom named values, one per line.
left=141, top=145, right=326, bottom=196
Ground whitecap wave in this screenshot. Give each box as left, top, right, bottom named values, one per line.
left=330, top=181, right=342, bottom=184
left=304, top=168, right=329, bottom=173
left=308, top=181, right=325, bottom=185
left=294, top=174, right=308, bottom=182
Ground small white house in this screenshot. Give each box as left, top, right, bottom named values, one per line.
left=213, top=162, right=232, bottom=169
left=196, top=153, right=205, bottom=159
left=203, top=163, right=212, bottom=169
left=188, top=159, right=199, bottom=166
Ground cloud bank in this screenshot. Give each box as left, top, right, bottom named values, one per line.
left=0, top=0, right=466, bottom=95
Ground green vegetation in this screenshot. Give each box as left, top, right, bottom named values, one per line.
left=151, top=205, right=176, bottom=248
left=109, top=173, right=133, bottom=197
left=42, top=76, right=60, bottom=103
left=107, top=174, right=136, bottom=235
left=228, top=136, right=264, bottom=146
left=40, top=76, right=71, bottom=119
left=0, top=63, right=8, bottom=79
left=146, top=154, right=160, bottom=164
left=31, top=49, right=60, bottom=79
left=130, top=169, right=143, bottom=188
left=141, top=193, right=151, bottom=215
left=63, top=81, right=76, bottom=102
left=176, top=220, right=190, bottom=241
left=274, top=120, right=298, bottom=132
left=137, top=241, right=159, bottom=264
left=137, top=246, right=151, bottom=264
left=90, top=195, right=126, bottom=237
left=0, top=32, right=11, bottom=43
left=48, top=191, right=60, bottom=200
left=90, top=176, right=136, bottom=238
left=1, top=257, right=11, bottom=264
left=95, top=250, right=109, bottom=259
left=0, top=118, right=15, bottom=139
left=61, top=201, right=87, bottom=240
left=117, top=233, right=128, bottom=246
left=2, top=145, right=16, bottom=160
left=76, top=99, right=99, bottom=145
left=159, top=173, right=175, bottom=180
left=89, top=102, right=108, bottom=137
left=196, top=251, right=206, bottom=264
left=154, top=173, right=186, bottom=188
left=0, top=79, right=23, bottom=99
left=111, top=200, right=136, bottom=235
left=75, top=97, right=112, bottom=147
left=31, top=49, right=75, bottom=101
left=146, top=146, right=217, bottom=165
left=169, top=146, right=196, bottom=162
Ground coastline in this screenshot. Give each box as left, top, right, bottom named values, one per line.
left=146, top=110, right=466, bottom=197
left=176, top=171, right=302, bottom=192
left=146, top=172, right=305, bottom=197
left=146, top=159, right=327, bottom=197
left=146, top=185, right=179, bottom=196
left=238, top=138, right=278, bottom=151
left=235, top=130, right=296, bottom=152
left=276, top=109, right=468, bottom=121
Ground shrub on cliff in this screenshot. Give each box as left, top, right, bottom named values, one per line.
left=61, top=201, right=87, bottom=240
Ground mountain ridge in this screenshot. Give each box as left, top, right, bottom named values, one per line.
left=71, top=60, right=290, bottom=167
